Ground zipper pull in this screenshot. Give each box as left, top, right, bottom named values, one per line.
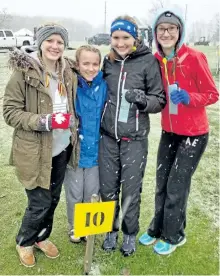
left=136, top=109, right=139, bottom=131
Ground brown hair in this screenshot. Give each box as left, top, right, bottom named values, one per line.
left=108, top=15, right=141, bottom=62
left=75, top=45, right=102, bottom=64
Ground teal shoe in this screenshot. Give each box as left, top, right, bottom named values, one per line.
left=139, top=232, right=156, bottom=245
left=153, top=238, right=186, bottom=255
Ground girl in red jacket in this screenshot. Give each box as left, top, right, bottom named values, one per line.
left=139, top=7, right=219, bottom=255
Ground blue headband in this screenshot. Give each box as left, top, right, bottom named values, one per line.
left=111, top=19, right=137, bottom=38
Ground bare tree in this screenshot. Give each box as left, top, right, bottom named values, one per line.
left=149, top=0, right=165, bottom=15
left=211, top=13, right=220, bottom=43
left=6, top=14, right=93, bottom=41
left=188, top=20, right=210, bottom=43
left=188, top=22, right=197, bottom=43
left=0, top=8, right=12, bottom=28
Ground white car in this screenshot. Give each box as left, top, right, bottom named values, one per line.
left=0, top=29, right=34, bottom=49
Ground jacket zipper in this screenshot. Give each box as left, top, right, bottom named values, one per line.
left=101, top=101, right=108, bottom=123
left=168, top=86, right=173, bottom=133
left=136, top=109, right=139, bottom=131
left=163, top=62, right=174, bottom=133
left=115, top=56, right=129, bottom=139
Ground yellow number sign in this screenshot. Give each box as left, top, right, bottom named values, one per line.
left=74, top=201, right=116, bottom=237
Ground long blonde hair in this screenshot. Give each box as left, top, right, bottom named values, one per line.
left=108, top=15, right=140, bottom=62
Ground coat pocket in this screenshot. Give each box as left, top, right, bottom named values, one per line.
left=12, top=136, right=40, bottom=189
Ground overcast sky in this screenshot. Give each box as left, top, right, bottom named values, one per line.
left=1, top=0, right=219, bottom=27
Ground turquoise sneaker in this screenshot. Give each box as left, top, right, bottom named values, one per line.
left=139, top=232, right=157, bottom=245
left=153, top=238, right=186, bottom=255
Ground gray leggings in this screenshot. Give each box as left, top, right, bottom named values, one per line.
left=64, top=166, right=100, bottom=230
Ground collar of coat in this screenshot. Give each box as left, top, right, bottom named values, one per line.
left=77, top=71, right=104, bottom=89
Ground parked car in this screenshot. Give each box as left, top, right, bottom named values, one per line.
left=87, top=33, right=110, bottom=46
left=0, top=29, right=34, bottom=49
left=194, top=37, right=209, bottom=46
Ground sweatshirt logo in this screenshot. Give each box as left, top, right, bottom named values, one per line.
left=165, top=12, right=172, bottom=17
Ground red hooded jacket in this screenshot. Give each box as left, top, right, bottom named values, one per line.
left=155, top=44, right=219, bottom=136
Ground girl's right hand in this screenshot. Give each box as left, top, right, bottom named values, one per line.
left=38, top=113, right=74, bottom=131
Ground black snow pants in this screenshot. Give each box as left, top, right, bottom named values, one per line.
left=148, top=130, right=208, bottom=244
left=16, top=144, right=72, bottom=246
left=99, top=134, right=148, bottom=236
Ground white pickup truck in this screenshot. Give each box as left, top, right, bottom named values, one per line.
left=0, top=29, right=34, bottom=49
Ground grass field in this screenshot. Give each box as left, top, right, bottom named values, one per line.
left=0, top=45, right=219, bottom=275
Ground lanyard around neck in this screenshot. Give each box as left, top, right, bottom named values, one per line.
left=162, top=57, right=176, bottom=85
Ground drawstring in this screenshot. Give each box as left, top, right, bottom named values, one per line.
left=162, top=57, right=170, bottom=85
left=38, top=52, right=66, bottom=96
left=45, top=73, right=50, bottom=88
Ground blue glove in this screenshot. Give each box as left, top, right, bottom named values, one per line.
left=170, top=89, right=190, bottom=105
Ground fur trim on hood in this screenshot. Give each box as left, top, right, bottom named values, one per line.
left=8, top=47, right=77, bottom=76
left=8, top=47, right=41, bottom=74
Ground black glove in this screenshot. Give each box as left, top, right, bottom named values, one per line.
left=125, top=89, right=147, bottom=109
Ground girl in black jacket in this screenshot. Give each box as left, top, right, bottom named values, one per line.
left=99, top=15, right=166, bottom=256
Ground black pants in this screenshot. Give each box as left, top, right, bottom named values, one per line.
left=16, top=144, right=72, bottom=246
left=148, top=131, right=208, bottom=244
left=99, top=134, right=148, bottom=236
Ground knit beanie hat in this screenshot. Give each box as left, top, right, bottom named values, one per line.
left=156, top=11, right=181, bottom=27
left=36, top=23, right=68, bottom=49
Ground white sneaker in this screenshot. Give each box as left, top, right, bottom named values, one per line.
left=68, top=229, right=81, bottom=243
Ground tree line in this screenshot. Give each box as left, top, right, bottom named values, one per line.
left=0, top=10, right=105, bottom=41
left=0, top=5, right=219, bottom=44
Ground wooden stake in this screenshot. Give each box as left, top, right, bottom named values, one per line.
left=84, top=194, right=99, bottom=275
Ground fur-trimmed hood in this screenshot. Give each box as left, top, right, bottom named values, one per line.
left=8, top=47, right=42, bottom=75
left=8, top=46, right=77, bottom=79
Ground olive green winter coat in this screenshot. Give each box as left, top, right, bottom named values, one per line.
left=3, top=49, right=79, bottom=190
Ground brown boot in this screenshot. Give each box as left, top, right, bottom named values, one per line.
left=35, top=240, right=59, bottom=259
left=16, top=245, right=35, bottom=267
